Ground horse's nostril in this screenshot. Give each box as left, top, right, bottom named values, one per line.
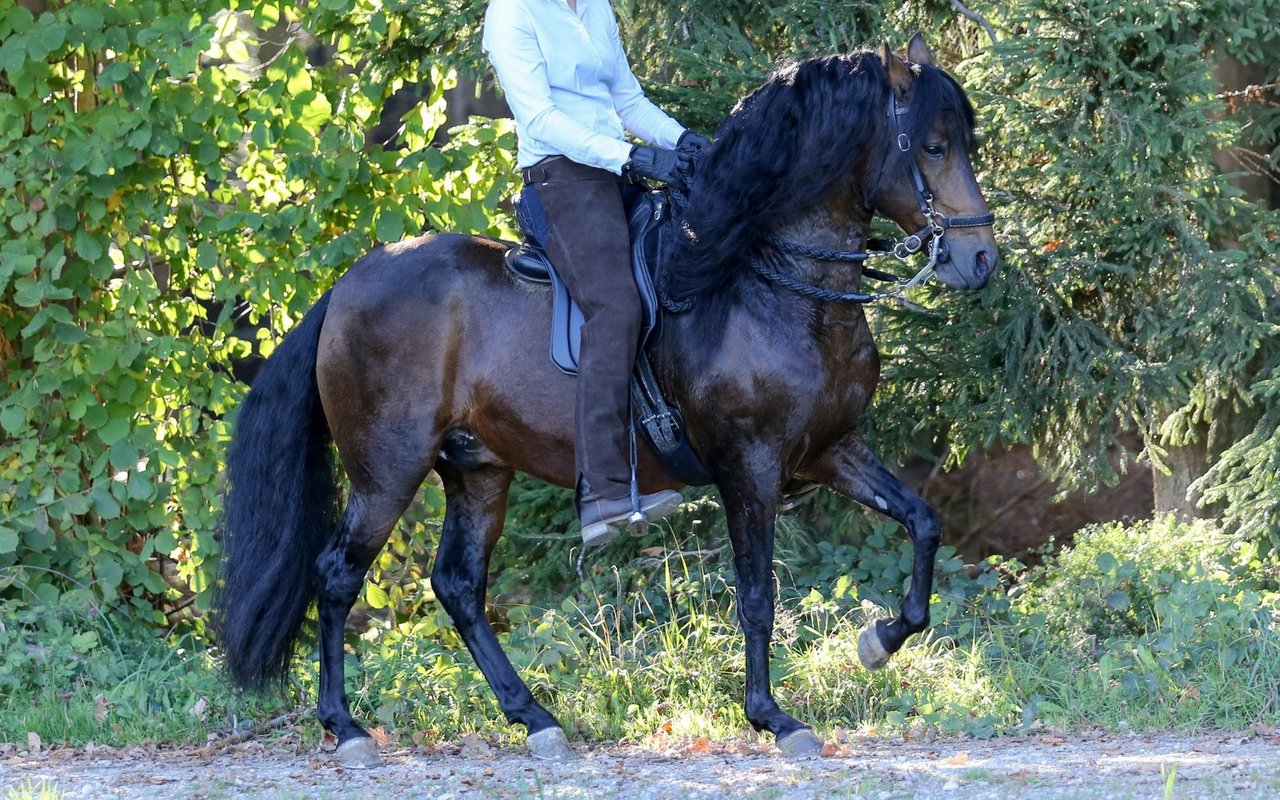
left=976, top=249, right=989, bottom=276
left=937, top=239, right=951, bottom=263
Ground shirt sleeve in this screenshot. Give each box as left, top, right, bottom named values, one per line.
left=603, top=6, right=686, bottom=150
left=482, top=0, right=635, bottom=173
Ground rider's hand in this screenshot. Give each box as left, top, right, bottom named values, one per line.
left=624, top=145, right=694, bottom=185
left=677, top=130, right=711, bottom=153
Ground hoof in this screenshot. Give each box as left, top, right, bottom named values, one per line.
left=777, top=728, right=824, bottom=759
left=336, top=736, right=382, bottom=769
left=858, top=621, right=892, bottom=671
left=527, top=727, right=576, bottom=761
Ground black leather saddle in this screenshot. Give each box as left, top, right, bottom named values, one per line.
left=502, top=189, right=713, bottom=486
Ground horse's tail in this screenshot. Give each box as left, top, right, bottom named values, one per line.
left=213, top=292, right=340, bottom=690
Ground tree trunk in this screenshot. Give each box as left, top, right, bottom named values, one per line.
left=1157, top=55, right=1280, bottom=520
left=1152, top=444, right=1207, bottom=522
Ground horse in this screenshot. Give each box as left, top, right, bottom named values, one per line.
left=213, top=34, right=998, bottom=767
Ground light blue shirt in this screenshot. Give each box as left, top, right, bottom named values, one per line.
left=482, top=0, right=687, bottom=173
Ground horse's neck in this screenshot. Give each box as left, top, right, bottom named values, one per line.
left=768, top=214, right=872, bottom=299
left=662, top=212, right=876, bottom=368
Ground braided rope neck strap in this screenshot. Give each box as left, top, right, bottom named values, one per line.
left=749, top=233, right=943, bottom=305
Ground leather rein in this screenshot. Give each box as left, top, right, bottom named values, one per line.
left=753, top=93, right=996, bottom=305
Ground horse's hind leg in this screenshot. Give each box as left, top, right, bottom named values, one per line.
left=315, top=459, right=433, bottom=768
left=431, top=463, right=572, bottom=759
left=810, top=432, right=940, bottom=670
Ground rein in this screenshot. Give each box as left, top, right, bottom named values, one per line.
left=748, top=92, right=995, bottom=306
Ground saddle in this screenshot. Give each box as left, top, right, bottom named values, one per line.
left=503, top=189, right=714, bottom=487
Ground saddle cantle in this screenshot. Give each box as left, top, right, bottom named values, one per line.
left=503, top=189, right=713, bottom=487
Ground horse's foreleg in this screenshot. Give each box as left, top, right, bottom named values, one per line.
left=720, top=466, right=825, bottom=758
left=810, top=432, right=940, bottom=669
left=431, top=464, right=571, bottom=759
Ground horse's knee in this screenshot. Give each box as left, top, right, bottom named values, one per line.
left=735, top=587, right=776, bottom=635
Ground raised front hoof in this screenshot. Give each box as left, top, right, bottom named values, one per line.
left=858, top=620, right=892, bottom=671
left=527, top=727, right=576, bottom=761
left=335, top=736, right=382, bottom=769
left=776, top=728, right=824, bottom=759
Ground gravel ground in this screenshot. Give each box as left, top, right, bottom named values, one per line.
left=3, top=730, right=1279, bottom=799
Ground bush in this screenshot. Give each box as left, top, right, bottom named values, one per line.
left=996, top=517, right=1280, bottom=729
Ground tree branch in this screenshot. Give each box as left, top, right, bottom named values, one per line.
left=951, top=0, right=998, bottom=45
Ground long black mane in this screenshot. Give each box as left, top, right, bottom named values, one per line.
left=663, top=49, right=976, bottom=304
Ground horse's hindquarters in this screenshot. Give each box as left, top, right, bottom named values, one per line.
left=316, top=232, right=655, bottom=491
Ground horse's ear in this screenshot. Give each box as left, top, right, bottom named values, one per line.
left=906, top=32, right=933, bottom=66
left=880, top=42, right=914, bottom=95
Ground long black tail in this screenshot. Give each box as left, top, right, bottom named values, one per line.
left=214, top=292, right=340, bottom=689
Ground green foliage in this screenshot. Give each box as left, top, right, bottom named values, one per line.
left=2, top=782, right=64, bottom=800
left=0, top=585, right=291, bottom=744
left=298, top=516, right=1280, bottom=742
left=0, top=1, right=515, bottom=620
left=2, top=0, right=1278, bottom=753
left=1195, top=358, right=1280, bottom=550
left=867, top=0, right=1280, bottom=514
left=992, top=517, right=1280, bottom=729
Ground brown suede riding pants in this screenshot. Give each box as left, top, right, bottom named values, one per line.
left=523, top=157, right=641, bottom=502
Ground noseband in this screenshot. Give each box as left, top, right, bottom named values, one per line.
left=754, top=92, right=995, bottom=305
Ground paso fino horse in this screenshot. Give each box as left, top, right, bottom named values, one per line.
left=214, top=35, right=998, bottom=766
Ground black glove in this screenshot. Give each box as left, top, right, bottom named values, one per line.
left=677, top=130, right=711, bottom=153
left=623, top=145, right=693, bottom=185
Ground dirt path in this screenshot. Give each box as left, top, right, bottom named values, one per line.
left=3, top=731, right=1278, bottom=799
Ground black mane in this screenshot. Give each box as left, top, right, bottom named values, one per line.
left=663, top=50, right=976, bottom=304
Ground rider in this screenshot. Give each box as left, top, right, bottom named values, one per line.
left=482, top=0, right=709, bottom=545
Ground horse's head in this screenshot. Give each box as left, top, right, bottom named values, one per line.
left=869, top=34, right=998, bottom=290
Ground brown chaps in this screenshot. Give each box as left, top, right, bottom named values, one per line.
left=522, top=157, right=642, bottom=502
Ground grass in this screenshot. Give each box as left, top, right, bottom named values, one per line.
left=1, top=517, right=1278, bottom=752
left=2, top=782, right=63, bottom=800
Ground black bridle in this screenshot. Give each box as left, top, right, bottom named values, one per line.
left=752, top=92, right=996, bottom=305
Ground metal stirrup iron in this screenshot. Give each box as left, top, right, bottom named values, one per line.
left=626, top=406, right=646, bottom=535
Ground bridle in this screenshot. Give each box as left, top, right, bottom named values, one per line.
left=751, top=90, right=996, bottom=305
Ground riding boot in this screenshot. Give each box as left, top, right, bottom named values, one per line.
left=525, top=157, right=682, bottom=543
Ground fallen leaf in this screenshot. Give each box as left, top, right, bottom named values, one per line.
left=459, top=733, right=491, bottom=757
left=945, top=751, right=970, bottom=766
left=27, top=732, right=41, bottom=754
left=821, top=742, right=851, bottom=757
left=659, top=719, right=674, bottom=735
left=369, top=727, right=391, bottom=747
left=188, top=697, right=208, bottom=720
left=1041, top=736, right=1065, bottom=746
left=687, top=737, right=711, bottom=755
left=94, top=695, right=112, bottom=724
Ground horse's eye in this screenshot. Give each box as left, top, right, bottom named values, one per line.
left=922, top=143, right=947, bottom=160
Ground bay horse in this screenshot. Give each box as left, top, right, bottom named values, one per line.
left=214, top=35, right=997, bottom=766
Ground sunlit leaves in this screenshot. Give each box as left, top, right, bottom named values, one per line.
left=0, top=0, right=515, bottom=621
